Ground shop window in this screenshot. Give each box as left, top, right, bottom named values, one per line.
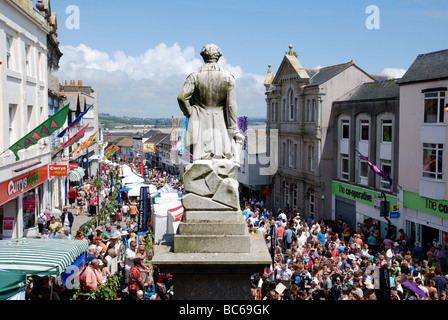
left=23, top=191, right=37, bottom=230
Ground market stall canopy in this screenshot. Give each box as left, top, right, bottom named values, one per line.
left=121, top=172, right=144, bottom=185
left=128, top=184, right=158, bottom=197
left=68, top=167, right=85, bottom=182
left=120, top=164, right=133, bottom=177
left=0, top=238, right=89, bottom=276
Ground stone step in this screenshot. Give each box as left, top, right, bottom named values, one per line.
left=183, top=210, right=244, bottom=223
left=174, top=234, right=251, bottom=253
left=178, top=221, right=247, bottom=235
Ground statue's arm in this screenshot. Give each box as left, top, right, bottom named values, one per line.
left=177, top=74, right=195, bottom=118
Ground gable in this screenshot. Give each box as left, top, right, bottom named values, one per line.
left=272, top=54, right=310, bottom=84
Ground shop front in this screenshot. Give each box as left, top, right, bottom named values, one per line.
left=401, top=190, right=448, bottom=264
left=0, top=165, right=49, bottom=239
left=332, top=181, right=398, bottom=239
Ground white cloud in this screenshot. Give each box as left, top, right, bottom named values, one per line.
left=58, top=43, right=266, bottom=118
left=381, top=67, right=407, bottom=79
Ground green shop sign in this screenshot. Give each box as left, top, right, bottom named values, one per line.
left=332, top=181, right=397, bottom=207
left=403, top=190, right=448, bottom=218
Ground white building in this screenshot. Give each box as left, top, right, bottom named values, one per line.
left=397, top=49, right=448, bottom=253
left=0, top=0, right=51, bottom=239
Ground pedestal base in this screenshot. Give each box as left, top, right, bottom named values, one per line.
left=152, top=233, right=271, bottom=300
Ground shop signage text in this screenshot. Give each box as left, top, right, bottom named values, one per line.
left=0, top=165, right=48, bottom=206
left=404, top=190, right=448, bottom=218
left=332, top=181, right=397, bottom=208
left=49, top=165, right=68, bottom=176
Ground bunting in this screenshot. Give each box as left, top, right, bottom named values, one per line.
left=354, top=147, right=393, bottom=186
left=57, top=103, right=93, bottom=138
left=61, top=122, right=90, bottom=149
left=70, top=130, right=98, bottom=158
left=8, top=104, right=70, bottom=161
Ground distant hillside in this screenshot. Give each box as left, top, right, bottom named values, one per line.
left=99, top=113, right=266, bottom=130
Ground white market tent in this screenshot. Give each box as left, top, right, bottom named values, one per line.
left=167, top=204, right=184, bottom=235
left=153, top=192, right=181, bottom=204
left=128, top=184, right=158, bottom=197
left=0, top=238, right=89, bottom=300
left=120, top=164, right=133, bottom=177
left=121, top=172, right=145, bottom=186
left=152, top=201, right=182, bottom=243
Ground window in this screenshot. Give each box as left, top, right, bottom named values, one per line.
left=288, top=90, right=294, bottom=120
left=382, top=120, right=392, bottom=142
left=272, top=102, right=277, bottom=121
left=341, top=154, right=349, bottom=180
left=309, top=189, right=315, bottom=215
left=284, top=182, right=290, bottom=208
left=6, top=35, right=13, bottom=69
left=342, top=119, right=350, bottom=140
left=422, top=143, right=443, bottom=180
left=380, top=159, right=392, bottom=189
left=288, top=140, right=294, bottom=167
left=27, top=105, right=33, bottom=131
left=292, top=184, right=298, bottom=210
left=311, top=99, right=317, bottom=122
left=25, top=44, right=31, bottom=75
left=308, top=145, right=314, bottom=172
left=360, top=119, right=369, bottom=141
left=9, top=104, right=17, bottom=146
left=359, top=159, right=369, bottom=185
left=424, top=91, right=446, bottom=124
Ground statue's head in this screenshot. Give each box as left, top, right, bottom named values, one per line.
left=200, top=44, right=222, bottom=63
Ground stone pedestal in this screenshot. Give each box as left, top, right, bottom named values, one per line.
left=151, top=159, right=271, bottom=300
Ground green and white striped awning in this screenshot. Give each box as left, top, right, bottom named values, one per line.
left=68, top=167, right=85, bottom=182
left=0, top=238, right=89, bottom=277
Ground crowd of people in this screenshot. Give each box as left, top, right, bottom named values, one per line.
left=241, top=197, right=448, bottom=300
left=31, top=159, right=448, bottom=301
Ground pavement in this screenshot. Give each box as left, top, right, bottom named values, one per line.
left=69, top=206, right=95, bottom=236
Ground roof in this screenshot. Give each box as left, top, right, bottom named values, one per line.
left=305, top=61, right=356, bottom=87
left=397, top=49, right=448, bottom=85
left=146, top=132, right=170, bottom=144
left=115, top=136, right=134, bottom=147
left=142, top=129, right=161, bottom=138
left=347, top=80, right=399, bottom=101
left=0, top=239, right=89, bottom=276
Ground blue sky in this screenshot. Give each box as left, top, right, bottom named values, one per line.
left=48, top=0, right=448, bottom=118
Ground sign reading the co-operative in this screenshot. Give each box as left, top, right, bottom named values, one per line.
left=403, top=190, right=448, bottom=218
left=332, top=180, right=397, bottom=207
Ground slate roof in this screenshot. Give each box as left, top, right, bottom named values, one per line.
left=304, top=61, right=376, bottom=87
left=397, top=49, right=448, bottom=85
left=348, top=80, right=399, bottom=101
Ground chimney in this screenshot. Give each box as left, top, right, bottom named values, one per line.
left=78, top=80, right=83, bottom=86
left=65, top=80, right=68, bottom=85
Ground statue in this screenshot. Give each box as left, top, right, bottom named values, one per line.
left=177, top=43, right=245, bottom=164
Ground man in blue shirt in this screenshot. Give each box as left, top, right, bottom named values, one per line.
left=283, top=225, right=293, bottom=250
left=318, top=229, right=326, bottom=246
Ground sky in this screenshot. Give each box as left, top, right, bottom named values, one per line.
left=48, top=0, right=448, bottom=119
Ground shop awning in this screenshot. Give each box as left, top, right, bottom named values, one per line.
left=0, top=239, right=89, bottom=277
left=68, top=167, right=85, bottom=182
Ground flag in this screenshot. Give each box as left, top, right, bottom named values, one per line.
left=8, top=104, right=70, bottom=161
left=61, top=122, right=90, bottom=149
left=70, top=130, right=98, bottom=158
left=104, top=146, right=117, bottom=159
left=57, top=103, right=93, bottom=138
left=354, top=148, right=392, bottom=186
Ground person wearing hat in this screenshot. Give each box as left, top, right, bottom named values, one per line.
left=128, top=258, right=151, bottom=300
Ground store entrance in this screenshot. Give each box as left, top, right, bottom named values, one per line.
left=421, top=224, right=440, bottom=253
